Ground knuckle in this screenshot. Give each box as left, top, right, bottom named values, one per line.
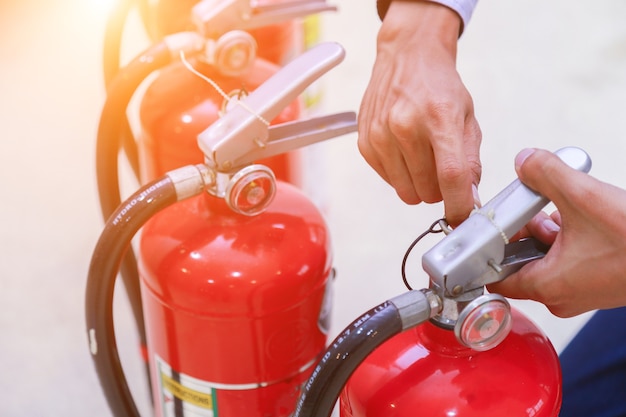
left=386, top=106, right=415, bottom=141
left=396, top=186, right=421, bottom=205
left=467, top=155, right=483, bottom=183
left=420, top=189, right=443, bottom=204
left=438, top=158, right=467, bottom=188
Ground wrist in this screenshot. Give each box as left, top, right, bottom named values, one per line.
left=378, top=1, right=461, bottom=53
left=378, top=0, right=472, bottom=35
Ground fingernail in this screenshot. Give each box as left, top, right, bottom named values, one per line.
left=515, top=148, right=536, bottom=170
left=542, top=218, right=560, bottom=234
left=472, top=183, right=481, bottom=207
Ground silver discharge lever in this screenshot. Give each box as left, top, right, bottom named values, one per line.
left=422, top=147, right=592, bottom=350
left=195, top=42, right=357, bottom=215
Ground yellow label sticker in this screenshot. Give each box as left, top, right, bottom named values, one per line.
left=160, top=372, right=214, bottom=410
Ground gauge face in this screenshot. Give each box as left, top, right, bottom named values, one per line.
left=226, top=165, right=276, bottom=216
left=455, top=294, right=512, bottom=351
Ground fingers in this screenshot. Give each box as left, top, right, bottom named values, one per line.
left=487, top=260, right=555, bottom=313
left=489, top=148, right=626, bottom=317
left=386, top=101, right=443, bottom=204
left=357, top=113, right=481, bottom=222
left=524, top=211, right=561, bottom=245
left=357, top=84, right=423, bottom=205
left=357, top=138, right=423, bottom=205
left=435, top=116, right=482, bottom=225
left=489, top=255, right=596, bottom=318
left=358, top=79, right=482, bottom=221
left=357, top=0, right=480, bottom=219
left=514, top=148, right=589, bottom=212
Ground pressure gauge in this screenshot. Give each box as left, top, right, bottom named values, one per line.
left=455, top=293, right=512, bottom=351
left=225, top=164, right=276, bottom=216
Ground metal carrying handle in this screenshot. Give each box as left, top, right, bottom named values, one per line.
left=422, top=147, right=592, bottom=296
left=197, top=42, right=357, bottom=172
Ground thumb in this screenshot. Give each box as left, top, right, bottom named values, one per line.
left=514, top=148, right=585, bottom=208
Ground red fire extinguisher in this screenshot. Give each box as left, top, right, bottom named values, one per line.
left=86, top=42, right=357, bottom=417
left=291, top=147, right=593, bottom=417
left=96, top=0, right=338, bottom=400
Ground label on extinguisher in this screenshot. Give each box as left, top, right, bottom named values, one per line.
left=156, top=356, right=220, bottom=417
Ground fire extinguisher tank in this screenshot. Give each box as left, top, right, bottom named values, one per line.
left=339, top=309, right=562, bottom=417
left=139, top=183, right=333, bottom=416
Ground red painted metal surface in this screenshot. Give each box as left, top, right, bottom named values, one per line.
left=139, top=184, right=333, bottom=416
left=340, top=309, right=562, bottom=417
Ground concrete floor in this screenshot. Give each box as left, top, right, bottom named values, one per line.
left=2, top=0, right=626, bottom=415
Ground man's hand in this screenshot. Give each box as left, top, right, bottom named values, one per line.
left=358, top=1, right=482, bottom=225
left=488, top=148, right=626, bottom=317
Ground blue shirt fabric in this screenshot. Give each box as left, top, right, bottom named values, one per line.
left=559, top=307, right=626, bottom=417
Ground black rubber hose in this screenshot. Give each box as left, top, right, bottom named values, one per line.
left=97, top=41, right=172, bottom=220
left=86, top=176, right=178, bottom=417
left=103, top=0, right=134, bottom=87
left=102, top=0, right=143, bottom=181
left=96, top=41, right=172, bottom=385
left=292, top=302, right=404, bottom=417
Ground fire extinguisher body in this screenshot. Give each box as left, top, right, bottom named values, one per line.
left=138, top=56, right=301, bottom=184
left=247, top=22, right=302, bottom=66
left=339, top=309, right=562, bottom=417
left=138, top=183, right=333, bottom=417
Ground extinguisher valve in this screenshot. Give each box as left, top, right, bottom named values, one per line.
left=197, top=42, right=356, bottom=171
left=423, top=147, right=591, bottom=297
left=202, top=30, right=258, bottom=77
left=420, top=147, right=593, bottom=349
left=197, top=42, right=357, bottom=215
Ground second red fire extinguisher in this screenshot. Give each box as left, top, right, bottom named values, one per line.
left=86, top=42, right=357, bottom=417
left=96, top=2, right=339, bottom=406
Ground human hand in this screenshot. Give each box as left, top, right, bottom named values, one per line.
left=358, top=1, right=482, bottom=225
left=487, top=148, right=626, bottom=317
